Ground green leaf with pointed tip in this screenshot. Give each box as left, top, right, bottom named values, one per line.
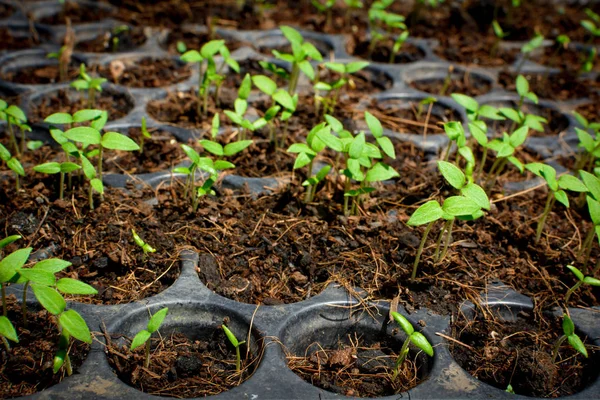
left=91, top=110, right=108, bottom=131
left=442, top=196, right=480, bottom=217
left=5, top=105, right=26, bottom=122
left=567, top=333, right=588, bottom=358
left=224, top=140, right=253, bottom=156
left=391, top=312, right=414, bottom=335
left=451, top=93, right=478, bottom=113
left=200, top=40, right=225, bottom=58
left=16, top=268, right=55, bottom=286
left=298, top=59, right=315, bottom=81
left=524, top=114, right=546, bottom=132
left=130, top=329, right=151, bottom=350
left=148, top=307, right=169, bottom=333
left=226, top=58, right=240, bottom=73
left=200, top=140, right=224, bottom=156
left=280, top=26, right=303, bottom=45
left=252, top=75, right=277, bottom=96
left=315, top=164, right=331, bottom=182
left=238, top=74, right=252, bottom=100
left=558, top=174, right=587, bottom=192
left=376, top=136, right=395, bottom=159
left=57, top=278, right=98, bottom=295
left=302, top=42, right=322, bottom=61
left=0, top=247, right=32, bottom=283
left=349, top=132, right=366, bottom=159
left=0, top=235, right=20, bottom=250
left=91, top=178, right=104, bottom=194
left=64, top=127, right=101, bottom=145
left=444, top=121, right=464, bottom=141
left=293, top=152, right=313, bottom=169
left=324, top=114, right=343, bottom=132
left=478, top=105, right=504, bottom=120
left=101, top=132, right=140, bottom=151
left=468, top=122, right=488, bottom=146
left=0, top=316, right=18, bottom=343
left=0, top=144, right=9, bottom=161
left=410, top=331, right=434, bottom=356
left=461, top=183, right=490, bottom=210
left=515, top=75, right=529, bottom=97
left=581, top=171, right=600, bottom=200
left=346, top=61, right=369, bottom=73
left=214, top=160, right=235, bottom=171
left=31, top=284, right=65, bottom=315
left=222, top=324, right=239, bottom=347
left=365, top=111, right=383, bottom=138
left=509, top=126, right=529, bottom=148
left=315, top=128, right=343, bottom=152
left=7, top=158, right=24, bottom=176
left=45, top=112, right=73, bottom=125
left=60, top=162, right=81, bottom=173
left=438, top=161, right=465, bottom=189
left=563, top=314, right=575, bottom=336
left=324, top=62, right=345, bottom=73
left=365, top=162, right=399, bottom=182
left=554, top=190, right=569, bottom=208
left=576, top=128, right=595, bottom=152
left=59, top=309, right=92, bottom=343
left=567, top=265, right=584, bottom=281
left=273, top=90, right=295, bottom=110
left=583, top=276, right=600, bottom=286
left=288, top=143, right=316, bottom=155
left=34, top=258, right=71, bottom=274
left=181, top=144, right=201, bottom=165
left=72, top=109, right=103, bottom=123
left=34, top=162, right=61, bottom=174
left=407, top=201, right=443, bottom=226
left=499, top=108, right=521, bottom=123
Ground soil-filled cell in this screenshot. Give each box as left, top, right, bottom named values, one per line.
left=94, top=57, right=192, bottom=88
left=406, top=66, right=494, bottom=98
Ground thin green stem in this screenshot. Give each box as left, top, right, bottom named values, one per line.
left=22, top=281, right=28, bottom=327
left=443, top=141, right=452, bottom=162
left=59, top=172, right=65, bottom=200
left=144, top=339, right=151, bottom=368
left=1, top=336, right=9, bottom=352
left=412, top=222, right=434, bottom=279
left=433, top=219, right=451, bottom=262
left=304, top=160, right=314, bottom=203
left=235, top=345, right=241, bottom=372
left=551, top=335, right=567, bottom=364
left=438, top=218, right=455, bottom=263
left=7, top=122, right=19, bottom=157
left=535, top=192, right=555, bottom=244
left=289, top=63, right=300, bottom=95
left=88, top=185, right=94, bottom=210
left=475, top=147, right=488, bottom=184
left=564, top=281, right=583, bottom=310
left=64, top=352, right=73, bottom=376
left=392, top=338, right=411, bottom=380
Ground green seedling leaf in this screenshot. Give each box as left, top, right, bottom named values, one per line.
left=45, top=113, right=73, bottom=125
left=224, top=140, right=253, bottom=156
left=61, top=162, right=81, bottom=173
left=324, top=114, right=343, bottom=132
left=214, top=160, right=235, bottom=171
left=60, top=309, right=92, bottom=343
left=563, top=314, right=575, bottom=336
left=583, top=276, right=600, bottom=286
left=581, top=171, right=600, bottom=200
left=316, top=128, right=343, bottom=152
left=567, top=265, right=584, bottom=281
left=273, top=90, right=295, bottom=110
left=438, top=160, right=465, bottom=189
left=34, top=259, right=71, bottom=274
left=509, top=126, right=529, bottom=148
left=298, top=60, right=315, bottom=80
left=515, top=75, right=529, bottom=97
left=5, top=105, right=26, bottom=122
left=181, top=144, right=201, bottom=165
left=72, top=109, right=103, bottom=123
left=0, top=247, right=32, bottom=283
left=365, top=111, right=383, bottom=138
left=567, top=334, right=588, bottom=358
left=0, top=144, right=10, bottom=161
left=451, top=93, right=478, bottom=113
left=222, top=324, right=239, bottom=347
left=292, top=152, right=313, bottom=169
left=31, top=284, right=66, bottom=315
left=200, top=40, right=225, bottom=58
left=180, top=50, right=202, bottom=63
left=148, top=308, right=169, bottom=333
left=407, top=201, right=443, bottom=226
left=252, top=75, right=277, bottom=95
left=410, top=331, right=434, bottom=356
left=53, top=349, right=66, bottom=373
left=16, top=268, right=55, bottom=286
left=442, top=196, right=481, bottom=217
left=0, top=316, right=18, bottom=343
left=102, top=132, right=140, bottom=151
left=346, top=61, right=370, bottom=73
left=91, top=178, right=104, bottom=194
left=64, top=127, right=101, bottom=145
left=200, top=140, right=224, bottom=157
left=461, top=183, right=490, bottom=210
left=349, top=132, right=366, bottom=159
left=130, top=329, right=151, bottom=350
left=478, top=105, right=504, bottom=120
left=558, top=174, right=587, bottom=192
left=377, top=136, right=395, bottom=159
left=554, top=190, right=569, bottom=207
left=365, top=162, right=399, bottom=182
left=280, top=26, right=303, bottom=45
left=7, top=158, right=25, bottom=177
left=34, top=162, right=61, bottom=174
left=287, top=143, right=316, bottom=155
left=391, top=311, right=414, bottom=335
left=444, top=121, right=464, bottom=141
left=324, top=62, right=345, bottom=73
left=57, top=278, right=98, bottom=295
left=0, top=235, right=20, bottom=249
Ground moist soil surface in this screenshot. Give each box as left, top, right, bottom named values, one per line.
left=450, top=309, right=598, bottom=397
left=94, top=57, right=192, bottom=88
left=531, top=45, right=600, bottom=74
left=433, top=31, right=519, bottom=67
left=347, top=38, right=425, bottom=65
left=37, top=1, right=115, bottom=25
left=408, top=71, right=493, bottom=98
left=161, top=28, right=247, bottom=54
left=29, top=88, right=134, bottom=123
left=498, top=71, right=593, bottom=102
left=0, top=296, right=90, bottom=399
left=74, top=27, right=147, bottom=53
left=107, top=327, right=257, bottom=398
left=288, top=333, right=425, bottom=397
left=1, top=63, right=81, bottom=86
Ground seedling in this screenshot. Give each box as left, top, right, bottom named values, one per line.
left=173, top=145, right=235, bottom=212
left=451, top=93, right=504, bottom=122
left=201, top=113, right=253, bottom=158
left=224, top=74, right=267, bottom=141
left=131, top=307, right=169, bottom=368
left=313, top=61, right=369, bottom=116
left=71, top=63, right=107, bottom=108
left=498, top=104, right=547, bottom=134
left=581, top=47, right=597, bottom=74
left=47, top=46, right=70, bottom=82
left=564, top=265, right=600, bottom=308
left=484, top=125, right=529, bottom=190
left=581, top=9, right=600, bottom=44
left=579, top=171, right=600, bottom=272
left=544, top=34, right=570, bottom=70
left=552, top=314, right=588, bottom=363
left=0, top=143, right=24, bottom=190
left=390, top=312, right=433, bottom=380
left=514, top=75, right=538, bottom=113
left=33, top=160, right=81, bottom=200
left=490, top=20, right=508, bottom=57
left=0, top=100, right=29, bottom=157
left=407, top=161, right=490, bottom=277
left=272, top=26, right=323, bottom=95
left=0, top=235, right=21, bottom=349
left=573, top=113, right=600, bottom=172
left=441, top=122, right=474, bottom=182
left=132, top=229, right=156, bottom=255
left=222, top=323, right=246, bottom=372
left=525, top=163, right=587, bottom=243
left=110, top=25, right=129, bottom=52
left=368, top=2, right=408, bottom=61
left=515, top=33, right=544, bottom=74
left=138, top=116, right=152, bottom=155
left=311, top=0, right=335, bottom=30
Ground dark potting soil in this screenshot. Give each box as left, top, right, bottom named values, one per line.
left=498, top=71, right=593, bottom=102
left=161, top=29, right=246, bottom=55
left=408, top=70, right=493, bottom=98
left=0, top=184, right=180, bottom=305
left=434, top=31, right=519, bottom=67
left=575, top=95, right=600, bottom=123
left=95, top=58, right=192, bottom=88
left=531, top=46, right=600, bottom=74
left=29, top=88, right=134, bottom=123
left=347, top=38, right=425, bottom=65
left=0, top=296, right=90, bottom=399
left=288, top=334, right=425, bottom=397
left=0, top=28, right=40, bottom=51
left=107, top=327, right=258, bottom=398
left=0, top=3, right=13, bottom=19
left=75, top=27, right=147, bottom=53
left=1, top=63, right=81, bottom=86
left=450, top=309, right=598, bottom=397
left=37, top=1, right=115, bottom=25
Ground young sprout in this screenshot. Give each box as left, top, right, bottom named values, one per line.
left=514, top=75, right=538, bottom=113
left=110, top=25, right=129, bottom=52
left=222, top=323, right=246, bottom=372
left=139, top=116, right=151, bottom=154
left=484, top=125, right=529, bottom=190
left=0, top=234, right=21, bottom=319
left=581, top=9, right=600, bottom=44
left=0, top=100, right=29, bottom=157
left=490, top=20, right=508, bottom=57
left=131, top=307, right=169, bottom=368
left=390, top=312, right=433, bottom=380
left=272, top=26, right=323, bottom=95
left=524, top=163, right=587, bottom=243
left=579, top=171, right=600, bottom=272
left=201, top=113, right=253, bottom=158
left=343, top=0, right=363, bottom=25
left=176, top=41, right=187, bottom=54
left=451, top=93, right=504, bottom=122
left=407, top=161, right=490, bottom=278
left=573, top=113, right=600, bottom=172
left=552, top=313, right=588, bottom=363
left=545, top=34, right=570, bottom=70
left=33, top=160, right=81, bottom=200
left=47, top=46, right=70, bottom=82
left=498, top=104, right=546, bottom=134
left=71, top=63, right=107, bottom=108
left=368, top=2, right=407, bottom=61
left=581, top=47, right=597, bottom=74
left=314, top=61, right=369, bottom=116
left=564, top=265, right=600, bottom=308
left=132, top=229, right=156, bottom=255
left=416, top=96, right=437, bottom=121
left=390, top=30, right=409, bottom=64
left=311, top=0, right=335, bottom=30
left=515, top=33, right=544, bottom=74
left=0, top=143, right=25, bottom=190
left=224, top=74, right=267, bottom=141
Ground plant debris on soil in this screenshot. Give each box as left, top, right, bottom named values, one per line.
left=95, top=58, right=192, bottom=88
left=106, top=326, right=258, bottom=398
left=408, top=70, right=493, bottom=98
left=450, top=308, right=599, bottom=397
left=0, top=296, right=90, bottom=399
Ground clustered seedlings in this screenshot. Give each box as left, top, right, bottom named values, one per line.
left=71, top=63, right=107, bottom=108
left=222, top=323, right=246, bottom=372
left=390, top=312, right=434, bottom=379
left=130, top=307, right=169, bottom=368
